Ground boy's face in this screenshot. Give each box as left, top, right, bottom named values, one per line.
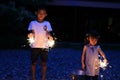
left=89, top=36, right=98, bottom=46
left=37, top=9, right=47, bottom=21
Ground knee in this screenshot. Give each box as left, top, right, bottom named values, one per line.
left=41, top=62, right=47, bottom=67
left=32, top=62, right=37, bottom=66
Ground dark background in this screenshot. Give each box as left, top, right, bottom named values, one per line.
left=0, top=0, right=120, bottom=49
left=75, top=0, right=120, bottom=3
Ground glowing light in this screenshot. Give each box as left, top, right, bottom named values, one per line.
left=27, top=36, right=55, bottom=48
left=99, top=59, right=108, bottom=70
left=27, top=37, right=35, bottom=45
left=78, top=70, right=85, bottom=75
left=47, top=39, right=55, bottom=48
left=98, top=55, right=108, bottom=70
left=100, top=75, right=103, bottom=78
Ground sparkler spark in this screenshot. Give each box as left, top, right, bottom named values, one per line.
left=27, top=37, right=55, bottom=48
left=100, top=60, right=108, bottom=70
left=99, top=55, right=108, bottom=70
left=100, top=75, right=103, bottom=78
left=27, top=37, right=35, bottom=45
left=47, top=39, right=55, bottom=48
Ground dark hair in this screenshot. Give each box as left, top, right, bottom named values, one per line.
left=36, top=6, right=47, bottom=12
left=86, top=30, right=100, bottom=39
left=35, top=7, right=47, bottom=15
left=84, top=30, right=100, bottom=44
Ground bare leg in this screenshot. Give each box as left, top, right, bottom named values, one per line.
left=31, top=63, right=37, bottom=80
left=41, top=62, right=47, bottom=80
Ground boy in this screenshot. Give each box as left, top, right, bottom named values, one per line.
left=28, top=8, right=53, bottom=80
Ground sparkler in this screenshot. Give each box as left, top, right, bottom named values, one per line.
left=99, top=59, right=108, bottom=70
left=27, top=37, right=55, bottom=48
left=47, top=39, right=55, bottom=48
left=99, top=55, right=110, bottom=80
left=99, top=55, right=108, bottom=70
left=27, top=37, right=35, bottom=46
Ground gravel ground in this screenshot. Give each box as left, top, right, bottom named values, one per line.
left=0, top=48, right=120, bottom=80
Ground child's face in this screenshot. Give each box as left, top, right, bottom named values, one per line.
left=37, top=9, right=47, bottom=21
left=89, top=36, right=98, bottom=46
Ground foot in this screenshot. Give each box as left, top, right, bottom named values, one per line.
left=42, top=77, right=46, bottom=80
left=32, top=76, right=36, bottom=80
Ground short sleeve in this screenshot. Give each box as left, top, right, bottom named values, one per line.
left=28, top=21, right=33, bottom=31
left=97, top=45, right=101, bottom=50
left=46, top=21, right=52, bottom=31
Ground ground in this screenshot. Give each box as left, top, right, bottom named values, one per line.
left=0, top=48, right=120, bottom=80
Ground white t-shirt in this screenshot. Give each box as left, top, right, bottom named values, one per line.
left=28, top=20, right=52, bottom=48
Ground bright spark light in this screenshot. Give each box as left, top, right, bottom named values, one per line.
left=99, top=59, right=108, bottom=70
left=47, top=39, right=55, bottom=48
left=98, top=55, right=108, bottom=70
left=27, top=37, right=55, bottom=48
left=27, top=37, right=35, bottom=45
left=78, top=70, right=85, bottom=75
left=100, top=75, right=103, bottom=78
left=99, top=60, right=108, bottom=80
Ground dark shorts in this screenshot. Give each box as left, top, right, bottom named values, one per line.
left=31, top=48, right=48, bottom=64
left=85, top=75, right=98, bottom=80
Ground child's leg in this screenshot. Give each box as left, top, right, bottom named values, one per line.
left=85, top=75, right=91, bottom=80
left=41, top=62, right=47, bottom=80
left=92, top=75, right=98, bottom=80
left=31, top=48, right=39, bottom=80
left=31, top=63, right=37, bottom=80
left=40, top=49, right=48, bottom=80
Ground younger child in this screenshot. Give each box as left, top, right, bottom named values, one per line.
left=81, top=30, right=107, bottom=80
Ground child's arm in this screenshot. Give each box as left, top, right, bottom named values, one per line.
left=98, top=47, right=107, bottom=63
left=81, top=45, right=86, bottom=70
left=46, top=31, right=53, bottom=40
left=27, top=30, right=35, bottom=38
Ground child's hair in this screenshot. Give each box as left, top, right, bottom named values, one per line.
left=37, top=6, right=47, bottom=12
left=84, top=30, right=100, bottom=44
left=34, top=6, right=47, bottom=15
left=87, top=30, right=100, bottom=38
left=37, top=8, right=46, bottom=12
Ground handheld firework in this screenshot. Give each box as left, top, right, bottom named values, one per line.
left=27, top=35, right=55, bottom=48
left=47, top=33, right=56, bottom=49
left=47, top=39, right=55, bottom=48
left=27, top=32, right=35, bottom=46
left=44, top=26, right=56, bottom=49
left=99, top=55, right=108, bottom=70
left=27, top=36, right=35, bottom=46
left=98, top=55, right=112, bottom=80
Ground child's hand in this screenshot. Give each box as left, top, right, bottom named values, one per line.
left=82, top=64, right=85, bottom=70
left=28, top=33, right=34, bottom=38
left=48, top=35, right=53, bottom=40
left=103, top=58, right=107, bottom=63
